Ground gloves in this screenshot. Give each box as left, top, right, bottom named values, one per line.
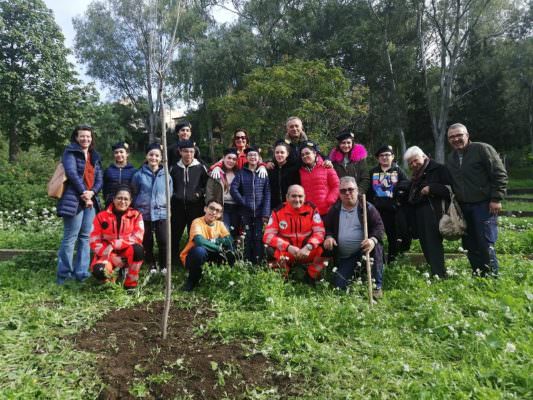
left=257, top=165, right=268, bottom=178
left=210, top=166, right=223, bottom=180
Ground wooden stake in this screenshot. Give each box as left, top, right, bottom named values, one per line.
left=361, top=194, right=373, bottom=307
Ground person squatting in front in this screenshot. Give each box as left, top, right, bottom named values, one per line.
left=323, top=177, right=385, bottom=297
left=180, top=200, right=235, bottom=292
left=263, top=184, right=327, bottom=282
left=89, top=185, right=144, bottom=289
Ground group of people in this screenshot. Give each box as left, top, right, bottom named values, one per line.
left=55, top=118, right=507, bottom=296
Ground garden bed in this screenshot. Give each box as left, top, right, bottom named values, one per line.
left=74, top=301, right=298, bottom=399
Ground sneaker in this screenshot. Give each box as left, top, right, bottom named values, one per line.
left=372, top=289, right=383, bottom=300
left=160, top=268, right=167, bottom=276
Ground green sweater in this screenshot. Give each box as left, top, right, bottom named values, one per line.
left=446, top=142, right=508, bottom=203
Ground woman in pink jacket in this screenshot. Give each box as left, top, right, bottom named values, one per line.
left=299, top=141, right=340, bottom=217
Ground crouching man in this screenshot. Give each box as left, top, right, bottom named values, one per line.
left=89, top=186, right=144, bottom=289
left=263, top=184, right=326, bottom=281
left=180, top=200, right=235, bottom=291
left=324, top=177, right=385, bottom=298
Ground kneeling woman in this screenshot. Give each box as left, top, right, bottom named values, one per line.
left=89, top=186, right=144, bottom=289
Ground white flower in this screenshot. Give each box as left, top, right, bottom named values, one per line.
left=426, top=280, right=432, bottom=285
left=422, top=272, right=430, bottom=278
left=323, top=261, right=329, bottom=266
left=477, top=310, right=488, bottom=320
left=475, top=331, right=486, bottom=339
left=228, top=281, right=235, bottom=286
left=332, top=267, right=338, bottom=273
left=504, top=342, right=516, bottom=353
left=402, top=363, right=410, bottom=372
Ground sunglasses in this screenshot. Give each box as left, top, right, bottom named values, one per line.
left=340, top=188, right=356, bottom=194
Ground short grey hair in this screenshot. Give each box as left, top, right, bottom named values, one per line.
left=403, top=146, right=426, bottom=161
left=287, top=184, right=305, bottom=196
left=448, top=123, right=468, bottom=134
left=286, top=116, right=303, bottom=127
left=339, top=176, right=357, bottom=187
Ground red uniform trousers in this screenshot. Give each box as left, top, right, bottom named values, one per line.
left=269, top=246, right=326, bottom=279
left=91, top=243, right=143, bottom=288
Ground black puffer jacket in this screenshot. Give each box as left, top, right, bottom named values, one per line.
left=268, top=160, right=300, bottom=209
left=407, top=159, right=452, bottom=219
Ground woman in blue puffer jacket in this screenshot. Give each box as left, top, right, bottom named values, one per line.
left=56, top=125, right=103, bottom=284
left=102, top=141, right=137, bottom=206
left=131, top=143, right=173, bottom=274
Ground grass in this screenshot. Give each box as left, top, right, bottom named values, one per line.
left=503, top=201, right=533, bottom=212
left=0, top=248, right=531, bottom=398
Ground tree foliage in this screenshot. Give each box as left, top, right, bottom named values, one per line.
left=0, top=0, right=87, bottom=162
left=214, top=59, right=368, bottom=150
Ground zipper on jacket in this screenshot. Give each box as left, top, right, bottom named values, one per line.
left=252, top=169, right=256, bottom=218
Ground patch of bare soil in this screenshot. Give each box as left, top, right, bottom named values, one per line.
left=73, top=301, right=298, bottom=399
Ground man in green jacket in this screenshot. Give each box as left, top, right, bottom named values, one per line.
left=446, top=123, right=508, bottom=276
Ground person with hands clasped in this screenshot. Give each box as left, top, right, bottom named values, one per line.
left=180, top=200, right=235, bottom=292
left=89, top=186, right=144, bottom=289
left=263, top=185, right=327, bottom=282
left=56, top=125, right=103, bottom=284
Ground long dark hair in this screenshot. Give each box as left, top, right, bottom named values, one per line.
left=70, top=124, right=95, bottom=152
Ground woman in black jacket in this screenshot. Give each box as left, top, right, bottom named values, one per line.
left=404, top=146, right=451, bottom=278
left=268, top=141, right=300, bottom=209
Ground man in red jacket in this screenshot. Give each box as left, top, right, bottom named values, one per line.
left=263, top=184, right=326, bottom=281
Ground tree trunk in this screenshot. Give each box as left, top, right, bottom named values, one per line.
left=205, top=100, right=215, bottom=161
left=527, top=81, right=533, bottom=154
left=8, top=125, right=20, bottom=163
left=397, top=127, right=407, bottom=168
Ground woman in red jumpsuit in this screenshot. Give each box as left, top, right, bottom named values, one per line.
left=89, top=185, right=144, bottom=289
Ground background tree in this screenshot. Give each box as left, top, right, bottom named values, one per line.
left=214, top=59, right=368, bottom=152
left=74, top=0, right=210, bottom=143
left=0, top=0, right=86, bottom=162
left=416, top=0, right=523, bottom=162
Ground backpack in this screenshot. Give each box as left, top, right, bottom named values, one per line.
left=439, top=188, right=466, bottom=240
left=47, top=162, right=67, bottom=199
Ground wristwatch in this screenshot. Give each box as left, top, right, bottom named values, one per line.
left=305, top=244, right=313, bottom=251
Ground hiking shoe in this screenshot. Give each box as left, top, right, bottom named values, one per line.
left=372, top=289, right=383, bottom=300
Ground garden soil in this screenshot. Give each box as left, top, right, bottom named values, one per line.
left=73, top=301, right=298, bottom=399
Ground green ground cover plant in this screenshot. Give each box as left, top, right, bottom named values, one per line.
left=0, top=251, right=531, bottom=398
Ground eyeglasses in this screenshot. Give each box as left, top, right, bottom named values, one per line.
left=207, top=205, right=223, bottom=213
left=340, top=188, right=356, bottom=194
left=448, top=134, right=465, bottom=140
left=235, top=136, right=247, bottom=140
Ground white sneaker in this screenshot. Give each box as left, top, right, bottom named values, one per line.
left=149, top=268, right=158, bottom=275
left=160, top=268, right=167, bottom=276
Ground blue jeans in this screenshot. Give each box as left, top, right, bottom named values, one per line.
left=57, top=207, right=95, bottom=283
left=334, top=249, right=383, bottom=290
left=185, top=246, right=235, bottom=285
left=223, top=204, right=241, bottom=238
left=460, top=201, right=499, bottom=275
left=242, top=216, right=264, bottom=264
